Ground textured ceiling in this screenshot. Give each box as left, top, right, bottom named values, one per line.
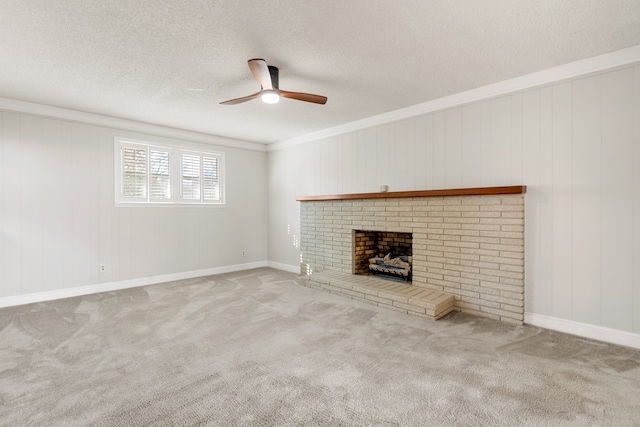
left=1, top=1, right=639, bottom=145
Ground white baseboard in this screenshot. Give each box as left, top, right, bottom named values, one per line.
left=525, top=312, right=640, bottom=350
left=267, top=261, right=301, bottom=274
left=0, top=261, right=268, bottom=309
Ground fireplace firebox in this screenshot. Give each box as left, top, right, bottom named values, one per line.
left=353, top=230, right=412, bottom=280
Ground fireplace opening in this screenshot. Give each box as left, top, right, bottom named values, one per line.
left=353, top=230, right=412, bottom=281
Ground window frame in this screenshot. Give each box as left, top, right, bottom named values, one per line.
left=114, top=137, right=225, bottom=207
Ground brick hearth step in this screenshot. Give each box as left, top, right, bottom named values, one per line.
left=305, top=271, right=455, bottom=320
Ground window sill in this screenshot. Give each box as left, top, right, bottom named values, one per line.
left=115, top=202, right=226, bottom=208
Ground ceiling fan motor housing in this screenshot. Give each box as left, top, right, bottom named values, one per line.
left=220, top=59, right=326, bottom=105
left=268, top=66, right=279, bottom=89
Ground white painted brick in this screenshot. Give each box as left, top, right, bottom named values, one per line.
left=410, top=199, right=434, bottom=206
left=425, top=250, right=445, bottom=258
left=425, top=228, right=445, bottom=234
left=300, top=192, right=524, bottom=326
left=479, top=230, right=524, bottom=239
left=443, top=264, right=480, bottom=274
left=456, top=289, right=482, bottom=299
left=462, top=211, right=501, bottom=218
left=444, top=229, right=480, bottom=237
left=501, top=211, right=524, bottom=218
left=500, top=316, right=524, bottom=325
left=480, top=280, right=522, bottom=293
left=443, top=240, right=479, bottom=249
left=481, top=306, right=523, bottom=321
left=500, top=304, right=524, bottom=313
left=461, top=295, right=501, bottom=309
left=461, top=236, right=500, bottom=244
left=341, top=288, right=367, bottom=299
left=444, top=217, right=480, bottom=224
left=460, top=260, right=500, bottom=270
left=428, top=278, right=461, bottom=289
left=479, top=204, right=523, bottom=212
left=461, top=224, right=501, bottom=231
left=445, top=275, right=480, bottom=287
left=456, top=301, right=480, bottom=311
left=500, top=237, right=524, bottom=246
left=443, top=205, right=480, bottom=212
left=460, top=283, right=500, bottom=296
left=501, top=196, right=524, bottom=205
left=501, top=225, right=525, bottom=232
left=500, top=289, right=524, bottom=300
left=479, top=216, right=524, bottom=225
left=427, top=198, right=461, bottom=206
left=393, top=301, right=426, bottom=313
left=430, top=234, right=461, bottom=241
left=500, top=264, right=525, bottom=273
left=374, top=201, right=400, bottom=207
left=480, top=256, right=523, bottom=266
left=481, top=293, right=521, bottom=305
left=425, top=272, right=444, bottom=280
left=480, top=243, right=524, bottom=252
left=463, top=197, right=501, bottom=205
left=446, top=252, right=479, bottom=262
left=425, top=263, right=445, bottom=272
left=427, top=267, right=459, bottom=277
left=428, top=211, right=463, bottom=218
left=429, top=245, right=461, bottom=254
left=415, top=205, right=446, bottom=212
left=427, top=256, right=460, bottom=265
left=461, top=247, right=500, bottom=257
left=500, top=251, right=524, bottom=260
left=428, top=222, right=462, bottom=229
left=479, top=268, right=523, bottom=280
left=497, top=277, right=525, bottom=287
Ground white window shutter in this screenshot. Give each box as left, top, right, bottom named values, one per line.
left=122, top=145, right=147, bottom=199
left=181, top=153, right=201, bottom=200
left=203, top=155, right=220, bottom=201
left=116, top=137, right=224, bottom=206
left=150, top=148, right=171, bottom=200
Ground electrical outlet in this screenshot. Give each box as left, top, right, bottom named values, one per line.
left=100, top=264, right=106, bottom=273
left=242, top=250, right=246, bottom=256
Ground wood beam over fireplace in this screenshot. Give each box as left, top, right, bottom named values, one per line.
left=296, top=186, right=526, bottom=202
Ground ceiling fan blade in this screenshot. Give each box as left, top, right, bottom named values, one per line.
left=219, top=91, right=261, bottom=105
left=248, top=58, right=273, bottom=90
left=279, top=90, right=327, bottom=105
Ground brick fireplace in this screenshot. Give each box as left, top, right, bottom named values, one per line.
left=298, top=186, right=526, bottom=324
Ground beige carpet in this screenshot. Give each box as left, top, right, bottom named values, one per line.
left=1, top=268, right=639, bottom=426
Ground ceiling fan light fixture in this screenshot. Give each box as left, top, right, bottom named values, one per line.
left=220, top=59, right=326, bottom=106
left=261, top=90, right=280, bottom=104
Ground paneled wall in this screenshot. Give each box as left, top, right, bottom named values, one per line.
left=268, top=64, right=640, bottom=335
left=0, top=112, right=268, bottom=299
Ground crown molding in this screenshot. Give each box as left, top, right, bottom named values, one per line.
left=0, top=97, right=267, bottom=152
left=269, top=44, right=640, bottom=152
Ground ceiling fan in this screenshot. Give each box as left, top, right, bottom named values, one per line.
left=220, top=58, right=327, bottom=106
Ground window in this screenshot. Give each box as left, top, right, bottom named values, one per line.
left=115, top=138, right=224, bottom=206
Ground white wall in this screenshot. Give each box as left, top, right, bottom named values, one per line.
left=0, top=111, right=268, bottom=300
left=268, top=64, right=640, bottom=338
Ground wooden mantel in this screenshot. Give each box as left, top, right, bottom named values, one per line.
left=296, top=186, right=526, bottom=202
